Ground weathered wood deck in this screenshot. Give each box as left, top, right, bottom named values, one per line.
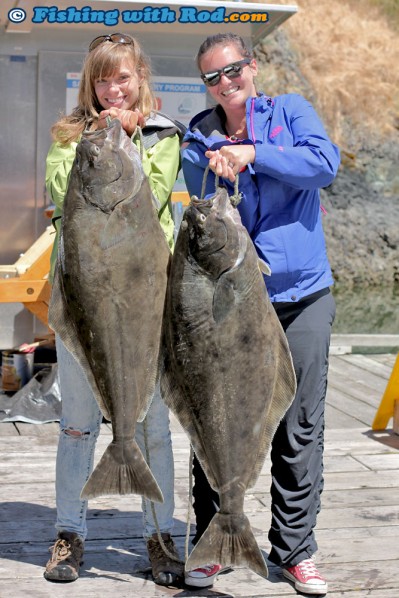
left=0, top=338, right=398, bottom=597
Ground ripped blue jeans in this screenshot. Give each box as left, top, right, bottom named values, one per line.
left=54, top=336, right=175, bottom=540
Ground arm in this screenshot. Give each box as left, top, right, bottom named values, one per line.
left=45, top=141, right=77, bottom=282
left=97, top=108, right=180, bottom=215
left=138, top=134, right=181, bottom=210
left=99, top=108, right=181, bottom=209
left=135, top=133, right=181, bottom=249
left=203, top=96, right=340, bottom=190
left=253, top=96, right=340, bottom=189
left=45, top=141, right=77, bottom=211
left=182, top=141, right=259, bottom=236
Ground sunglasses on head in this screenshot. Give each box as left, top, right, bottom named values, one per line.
left=201, top=58, right=252, bottom=87
left=89, top=33, right=134, bottom=52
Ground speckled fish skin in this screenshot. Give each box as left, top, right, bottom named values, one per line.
left=49, top=119, right=170, bottom=503
left=161, top=187, right=296, bottom=578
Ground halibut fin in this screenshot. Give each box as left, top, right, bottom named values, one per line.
left=186, top=512, right=268, bottom=579
left=81, top=439, right=163, bottom=502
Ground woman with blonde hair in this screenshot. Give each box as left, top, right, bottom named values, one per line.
left=44, top=32, right=184, bottom=586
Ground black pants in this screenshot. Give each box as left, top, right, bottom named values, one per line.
left=191, top=288, right=336, bottom=568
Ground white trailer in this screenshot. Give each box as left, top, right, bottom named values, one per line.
left=0, top=0, right=297, bottom=347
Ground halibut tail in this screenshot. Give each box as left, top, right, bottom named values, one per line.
left=186, top=512, right=268, bottom=579
left=80, top=439, right=163, bottom=502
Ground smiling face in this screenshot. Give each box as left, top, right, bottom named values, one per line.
left=94, top=57, right=143, bottom=111
left=199, top=44, right=258, bottom=112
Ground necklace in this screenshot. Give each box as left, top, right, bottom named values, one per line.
left=229, top=132, right=246, bottom=141
left=226, top=123, right=247, bottom=140
left=229, top=126, right=248, bottom=141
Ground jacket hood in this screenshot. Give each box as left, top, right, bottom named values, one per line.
left=146, top=111, right=187, bottom=145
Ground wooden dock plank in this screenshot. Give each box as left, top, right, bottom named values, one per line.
left=0, top=351, right=398, bottom=596
left=328, top=356, right=389, bottom=395
left=343, top=354, right=394, bottom=378
left=256, top=486, right=399, bottom=509
left=353, top=453, right=399, bottom=470
left=325, top=402, right=362, bottom=428
left=325, top=387, right=377, bottom=426
left=327, top=369, right=386, bottom=409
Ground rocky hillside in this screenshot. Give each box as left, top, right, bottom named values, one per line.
left=253, top=0, right=399, bottom=290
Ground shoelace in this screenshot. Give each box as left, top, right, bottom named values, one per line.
left=296, top=558, right=322, bottom=579
left=50, top=539, right=72, bottom=560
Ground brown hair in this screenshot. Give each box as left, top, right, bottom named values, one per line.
left=196, top=33, right=253, bottom=70
left=51, top=36, right=157, bottom=145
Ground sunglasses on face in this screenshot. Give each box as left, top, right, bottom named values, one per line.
left=200, top=58, right=252, bottom=87
left=89, top=33, right=134, bottom=52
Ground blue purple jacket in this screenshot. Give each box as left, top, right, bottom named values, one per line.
left=182, top=93, right=340, bottom=303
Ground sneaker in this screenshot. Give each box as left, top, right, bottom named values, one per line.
left=44, top=531, right=84, bottom=582
left=283, top=557, right=328, bottom=595
left=146, top=534, right=183, bottom=586
left=185, top=564, right=223, bottom=588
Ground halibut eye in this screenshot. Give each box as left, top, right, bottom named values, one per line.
left=88, top=144, right=101, bottom=164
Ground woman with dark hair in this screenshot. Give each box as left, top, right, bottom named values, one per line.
left=182, top=32, right=340, bottom=595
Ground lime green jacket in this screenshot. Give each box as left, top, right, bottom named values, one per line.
left=46, top=129, right=180, bottom=282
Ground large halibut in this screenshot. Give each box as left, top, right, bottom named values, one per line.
left=49, top=119, right=170, bottom=503
left=161, top=187, right=296, bottom=577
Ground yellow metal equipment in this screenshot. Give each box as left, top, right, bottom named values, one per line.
left=372, top=353, right=399, bottom=435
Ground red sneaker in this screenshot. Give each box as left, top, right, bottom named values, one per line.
left=283, top=558, right=328, bottom=595
left=185, top=564, right=222, bottom=588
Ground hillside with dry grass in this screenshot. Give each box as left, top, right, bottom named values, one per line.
left=251, top=0, right=399, bottom=291
left=256, top=0, right=399, bottom=149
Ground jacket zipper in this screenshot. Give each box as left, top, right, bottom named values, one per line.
left=250, top=97, right=256, bottom=142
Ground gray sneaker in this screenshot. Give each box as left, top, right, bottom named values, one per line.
left=44, top=531, right=84, bottom=582
left=146, top=534, right=183, bottom=586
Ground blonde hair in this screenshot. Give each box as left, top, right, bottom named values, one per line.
left=51, top=37, right=157, bottom=144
